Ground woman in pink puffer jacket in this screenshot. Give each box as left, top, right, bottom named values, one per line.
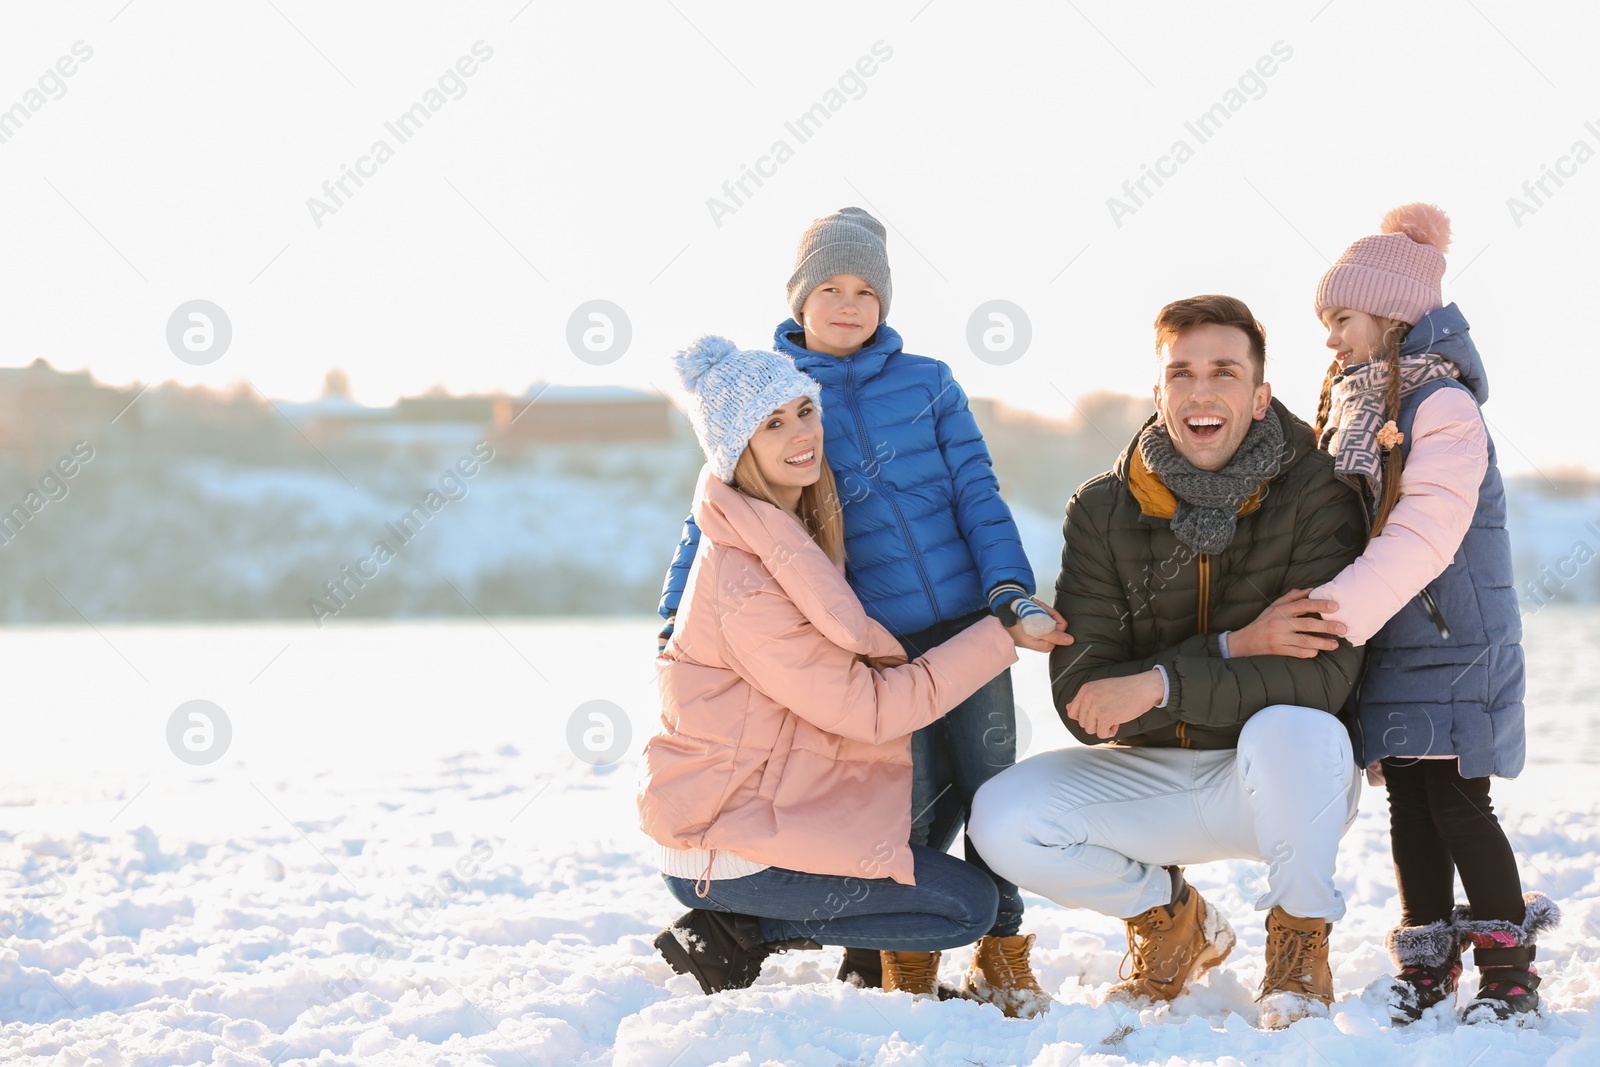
left=639, top=335, right=1066, bottom=1004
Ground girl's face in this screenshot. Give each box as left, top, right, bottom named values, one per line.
left=799, top=274, right=880, bottom=358
left=1321, top=307, right=1388, bottom=368
left=745, top=396, right=824, bottom=512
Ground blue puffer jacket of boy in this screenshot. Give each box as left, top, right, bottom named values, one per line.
left=658, top=320, right=1033, bottom=638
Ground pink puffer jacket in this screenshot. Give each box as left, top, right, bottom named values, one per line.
left=638, top=466, right=1017, bottom=886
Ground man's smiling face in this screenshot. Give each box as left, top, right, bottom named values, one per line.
left=1153, top=322, right=1272, bottom=472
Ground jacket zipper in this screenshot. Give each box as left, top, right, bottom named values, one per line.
left=1417, top=586, right=1452, bottom=639
left=1181, top=553, right=1213, bottom=750
left=845, top=361, right=940, bottom=622
left=1346, top=652, right=1372, bottom=766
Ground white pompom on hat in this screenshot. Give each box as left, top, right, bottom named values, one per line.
left=673, top=335, right=822, bottom=483
left=1314, top=203, right=1452, bottom=325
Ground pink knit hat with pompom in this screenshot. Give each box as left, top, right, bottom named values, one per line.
left=1314, top=203, right=1452, bottom=325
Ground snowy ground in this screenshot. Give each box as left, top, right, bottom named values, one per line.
left=3, top=615, right=1599, bottom=1066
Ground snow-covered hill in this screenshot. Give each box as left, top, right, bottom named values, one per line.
left=5, top=434, right=1599, bottom=622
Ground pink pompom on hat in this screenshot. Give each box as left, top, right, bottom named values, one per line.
left=1314, top=203, right=1452, bottom=325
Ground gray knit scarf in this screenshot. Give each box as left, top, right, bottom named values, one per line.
left=1137, top=411, right=1285, bottom=555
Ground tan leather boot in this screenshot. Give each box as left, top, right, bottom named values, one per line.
left=1257, top=905, right=1334, bottom=1028
left=880, top=950, right=942, bottom=997
left=962, top=933, right=1052, bottom=1018
left=1105, top=885, right=1236, bottom=1004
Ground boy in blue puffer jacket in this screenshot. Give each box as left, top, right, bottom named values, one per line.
left=655, top=207, right=1070, bottom=1016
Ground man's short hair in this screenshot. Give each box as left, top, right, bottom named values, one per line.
left=1153, top=294, right=1267, bottom=383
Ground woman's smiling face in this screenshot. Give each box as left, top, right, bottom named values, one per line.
left=744, top=396, right=824, bottom=511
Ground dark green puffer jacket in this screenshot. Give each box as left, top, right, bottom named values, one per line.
left=1049, top=399, right=1367, bottom=750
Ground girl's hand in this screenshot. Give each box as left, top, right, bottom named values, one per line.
left=1005, top=599, right=1073, bottom=653
left=1228, top=589, right=1344, bottom=658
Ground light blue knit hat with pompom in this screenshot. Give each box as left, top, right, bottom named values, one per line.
left=674, top=335, right=822, bottom=484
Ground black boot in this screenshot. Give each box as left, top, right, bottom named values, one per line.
left=837, top=946, right=883, bottom=988
left=1376, top=917, right=1461, bottom=1024
left=654, top=909, right=774, bottom=994
left=1455, top=892, right=1561, bottom=1024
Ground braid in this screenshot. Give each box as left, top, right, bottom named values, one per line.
left=1369, top=324, right=1409, bottom=536
left=1311, top=358, right=1339, bottom=442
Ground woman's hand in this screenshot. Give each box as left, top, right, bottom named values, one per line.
left=1005, top=598, right=1073, bottom=653
left=1227, top=589, right=1344, bottom=659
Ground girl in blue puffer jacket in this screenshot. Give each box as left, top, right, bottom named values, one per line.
left=655, top=207, right=1069, bottom=1015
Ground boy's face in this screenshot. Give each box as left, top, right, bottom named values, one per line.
left=1153, top=322, right=1271, bottom=472
left=799, top=274, right=880, bottom=358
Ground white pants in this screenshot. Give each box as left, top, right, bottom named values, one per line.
left=969, top=705, right=1363, bottom=922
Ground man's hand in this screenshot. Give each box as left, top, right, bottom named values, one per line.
left=1228, top=589, right=1344, bottom=659
left=1065, top=669, right=1164, bottom=739
left=1003, top=598, right=1074, bottom=653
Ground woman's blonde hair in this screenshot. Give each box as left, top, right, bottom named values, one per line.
left=1313, top=314, right=1411, bottom=537
left=731, top=446, right=846, bottom=566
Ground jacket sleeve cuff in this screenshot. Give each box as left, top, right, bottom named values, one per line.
left=1217, top=631, right=1232, bottom=660
left=987, top=580, right=1028, bottom=607
left=1152, top=664, right=1170, bottom=709
left=987, top=581, right=1029, bottom=627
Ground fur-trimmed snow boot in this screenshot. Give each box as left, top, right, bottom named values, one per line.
left=1367, top=917, right=1462, bottom=1024
left=961, top=933, right=1053, bottom=1018
left=1455, top=892, right=1561, bottom=1024
left=654, top=909, right=816, bottom=994
left=1257, top=906, right=1334, bottom=1029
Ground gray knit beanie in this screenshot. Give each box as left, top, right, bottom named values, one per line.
left=786, top=207, right=892, bottom=324
left=673, top=335, right=822, bottom=484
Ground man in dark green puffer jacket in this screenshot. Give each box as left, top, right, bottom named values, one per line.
left=970, top=295, right=1369, bottom=1028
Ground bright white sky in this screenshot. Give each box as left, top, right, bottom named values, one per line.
left=1, top=1, right=1595, bottom=475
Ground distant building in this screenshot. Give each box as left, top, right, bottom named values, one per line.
left=490, top=384, right=679, bottom=448
left=277, top=378, right=487, bottom=452
left=395, top=394, right=500, bottom=423
left=0, top=361, right=686, bottom=466
left=280, top=381, right=679, bottom=454
left=0, top=359, right=139, bottom=463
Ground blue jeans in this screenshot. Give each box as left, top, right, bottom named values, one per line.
left=903, top=611, right=1024, bottom=938
left=663, top=844, right=999, bottom=952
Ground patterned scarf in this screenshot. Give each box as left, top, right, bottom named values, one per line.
left=1320, top=354, right=1459, bottom=505
left=1137, top=411, right=1285, bottom=555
